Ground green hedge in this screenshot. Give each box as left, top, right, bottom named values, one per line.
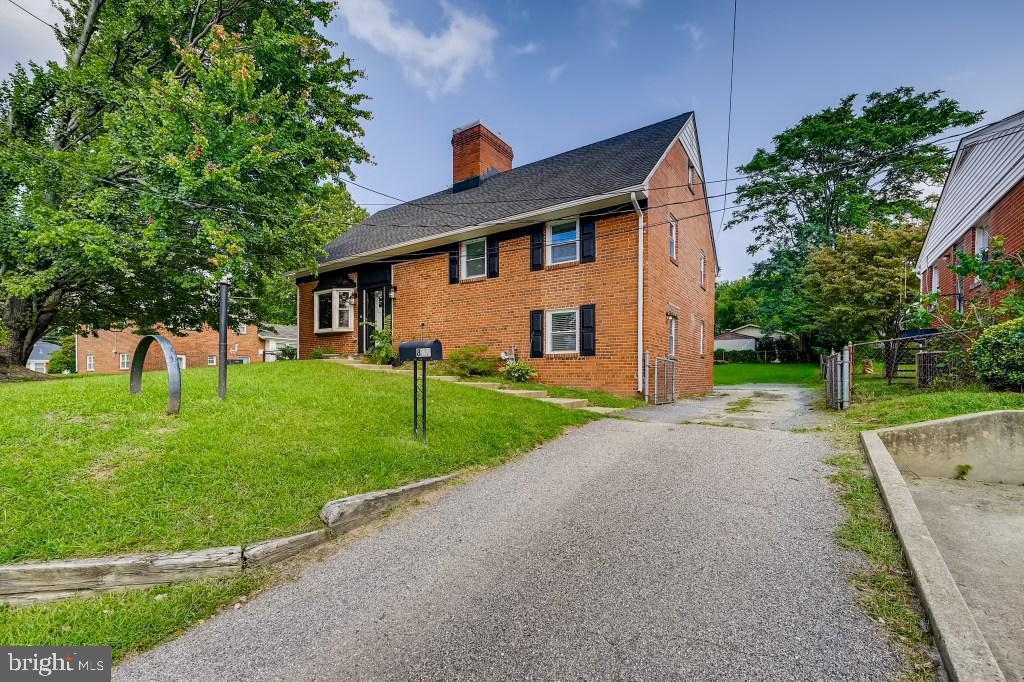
left=971, top=317, right=1024, bottom=391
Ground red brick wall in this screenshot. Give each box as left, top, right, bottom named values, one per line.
left=452, top=124, right=513, bottom=184
left=297, top=277, right=361, bottom=358
left=390, top=212, right=640, bottom=395
left=77, top=325, right=264, bottom=374
left=644, top=139, right=716, bottom=395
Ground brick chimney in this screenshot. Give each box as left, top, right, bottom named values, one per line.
left=451, top=121, right=513, bottom=189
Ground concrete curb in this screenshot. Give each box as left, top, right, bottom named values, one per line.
left=860, top=430, right=1004, bottom=681
left=0, top=475, right=457, bottom=605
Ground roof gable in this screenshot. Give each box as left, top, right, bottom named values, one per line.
left=318, top=113, right=694, bottom=268
left=918, top=110, right=1024, bottom=271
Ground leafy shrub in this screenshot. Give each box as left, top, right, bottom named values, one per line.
left=446, top=344, right=499, bottom=377
left=47, top=336, right=77, bottom=374
left=366, top=315, right=396, bottom=365
left=970, top=317, right=1024, bottom=391
left=275, top=344, right=297, bottom=361
left=308, top=347, right=334, bottom=360
left=502, top=360, right=537, bottom=383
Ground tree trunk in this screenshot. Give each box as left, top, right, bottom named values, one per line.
left=2, top=292, right=63, bottom=366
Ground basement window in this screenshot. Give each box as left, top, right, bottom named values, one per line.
left=547, top=218, right=579, bottom=265
left=547, top=309, right=579, bottom=354
left=461, top=237, right=487, bottom=279
left=314, top=288, right=355, bottom=333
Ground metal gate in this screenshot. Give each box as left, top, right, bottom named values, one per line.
left=824, top=347, right=851, bottom=410
left=653, top=356, right=677, bottom=404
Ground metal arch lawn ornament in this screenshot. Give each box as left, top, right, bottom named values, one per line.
left=129, top=335, right=183, bottom=415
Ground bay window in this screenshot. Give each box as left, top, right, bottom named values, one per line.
left=314, top=288, right=355, bottom=333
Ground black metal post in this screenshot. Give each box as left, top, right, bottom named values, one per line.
left=412, top=359, right=419, bottom=436
left=421, top=359, right=427, bottom=444
left=218, top=277, right=229, bottom=400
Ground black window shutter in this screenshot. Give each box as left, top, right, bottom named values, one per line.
left=580, top=304, right=596, bottom=356
left=580, top=218, right=596, bottom=263
left=530, top=226, right=544, bottom=271
left=530, top=310, right=544, bottom=358
left=486, top=236, right=499, bottom=278
left=448, top=249, right=459, bottom=284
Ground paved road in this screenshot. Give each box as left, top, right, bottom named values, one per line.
left=116, top=390, right=900, bottom=681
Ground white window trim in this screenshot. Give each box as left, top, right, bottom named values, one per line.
left=546, top=308, right=579, bottom=355
left=119, top=352, right=130, bottom=370
left=668, top=316, right=677, bottom=357
left=313, top=288, right=355, bottom=334
left=688, top=162, right=696, bottom=192
left=546, top=217, right=580, bottom=266
left=668, top=214, right=678, bottom=261
left=460, top=237, right=487, bottom=280
left=699, top=320, right=706, bottom=356
left=699, top=251, right=707, bottom=287
left=974, top=225, right=990, bottom=257
left=238, top=323, right=248, bottom=335
left=931, top=266, right=940, bottom=293
left=86, top=354, right=95, bottom=372
left=207, top=354, right=217, bottom=366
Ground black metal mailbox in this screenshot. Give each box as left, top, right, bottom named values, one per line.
left=399, top=340, right=442, bottom=444
left=398, top=339, right=444, bottom=363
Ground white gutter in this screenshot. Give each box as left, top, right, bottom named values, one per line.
left=631, top=191, right=644, bottom=393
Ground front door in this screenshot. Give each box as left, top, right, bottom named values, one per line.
left=361, top=286, right=386, bottom=353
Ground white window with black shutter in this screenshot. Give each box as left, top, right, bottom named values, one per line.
left=314, top=288, right=355, bottom=333
left=547, top=309, right=578, bottom=354
left=546, top=218, right=579, bottom=265
left=461, top=237, right=487, bottom=279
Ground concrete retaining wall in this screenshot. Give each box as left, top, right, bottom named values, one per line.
left=877, top=410, right=1024, bottom=484
left=0, top=474, right=456, bottom=605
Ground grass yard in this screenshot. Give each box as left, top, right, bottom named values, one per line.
left=713, top=362, right=822, bottom=386
left=0, top=360, right=595, bottom=657
left=0, top=360, right=594, bottom=563
left=842, top=372, right=1024, bottom=431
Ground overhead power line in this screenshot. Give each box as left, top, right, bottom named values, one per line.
left=716, top=0, right=739, bottom=239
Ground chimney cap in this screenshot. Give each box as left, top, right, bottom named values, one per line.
left=452, top=120, right=511, bottom=146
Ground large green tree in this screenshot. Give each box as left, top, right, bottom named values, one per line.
left=0, top=0, right=369, bottom=365
left=803, top=224, right=925, bottom=346
left=727, top=88, right=981, bottom=352
left=728, top=88, right=981, bottom=256
left=714, top=277, right=761, bottom=334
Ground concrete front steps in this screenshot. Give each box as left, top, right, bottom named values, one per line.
left=324, top=357, right=623, bottom=415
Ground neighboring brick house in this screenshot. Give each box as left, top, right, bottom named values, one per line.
left=295, top=114, right=717, bottom=398
left=75, top=323, right=296, bottom=373
left=918, top=110, right=1024, bottom=313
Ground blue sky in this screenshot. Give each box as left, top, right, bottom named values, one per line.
left=3, top=0, right=1024, bottom=279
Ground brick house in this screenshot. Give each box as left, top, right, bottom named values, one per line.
left=294, top=114, right=717, bottom=397
left=918, top=110, right=1024, bottom=311
left=75, top=323, right=296, bottom=373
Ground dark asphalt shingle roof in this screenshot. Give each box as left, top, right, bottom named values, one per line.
left=321, top=113, right=693, bottom=264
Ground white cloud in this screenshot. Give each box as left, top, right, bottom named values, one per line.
left=546, top=64, right=567, bottom=83
left=511, top=42, right=540, bottom=55
left=336, top=0, right=497, bottom=98
left=675, top=22, right=704, bottom=50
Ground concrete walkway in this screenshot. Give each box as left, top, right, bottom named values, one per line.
left=116, top=390, right=900, bottom=681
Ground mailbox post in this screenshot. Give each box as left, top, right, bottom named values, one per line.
left=398, top=340, right=443, bottom=443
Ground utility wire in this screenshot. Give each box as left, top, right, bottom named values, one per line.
left=716, top=0, right=738, bottom=239
left=4, top=0, right=57, bottom=29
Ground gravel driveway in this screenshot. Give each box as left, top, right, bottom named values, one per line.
left=116, top=392, right=899, bottom=681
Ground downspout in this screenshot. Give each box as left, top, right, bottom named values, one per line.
left=631, top=191, right=644, bottom=393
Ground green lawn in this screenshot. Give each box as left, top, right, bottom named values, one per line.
left=842, top=373, right=1024, bottom=431
left=0, top=360, right=593, bottom=563
left=713, top=362, right=822, bottom=386
left=0, top=360, right=595, bottom=656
